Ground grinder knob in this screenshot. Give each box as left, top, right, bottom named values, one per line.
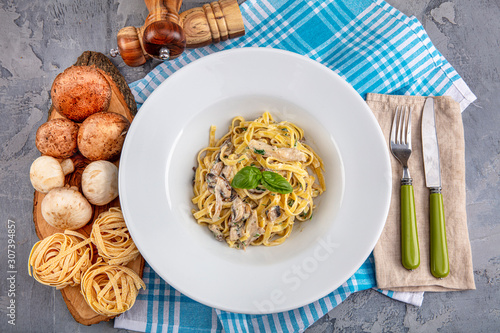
left=143, top=20, right=186, bottom=60
left=142, top=0, right=186, bottom=60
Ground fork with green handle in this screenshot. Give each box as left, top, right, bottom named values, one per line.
left=389, top=106, right=420, bottom=270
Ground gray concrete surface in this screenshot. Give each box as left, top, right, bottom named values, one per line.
left=0, top=0, right=498, bottom=332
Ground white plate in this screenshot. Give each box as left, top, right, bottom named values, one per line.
left=119, top=48, right=391, bottom=314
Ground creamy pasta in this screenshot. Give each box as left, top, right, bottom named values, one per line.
left=192, top=112, right=326, bottom=249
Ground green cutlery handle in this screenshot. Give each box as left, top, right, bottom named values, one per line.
left=401, top=182, right=420, bottom=270
left=430, top=191, right=449, bottom=278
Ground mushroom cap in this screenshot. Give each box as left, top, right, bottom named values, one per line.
left=41, top=187, right=93, bottom=230
left=77, top=112, right=130, bottom=161
left=51, top=66, right=112, bottom=122
left=30, top=156, right=65, bottom=193
left=81, top=161, right=119, bottom=206
left=35, top=118, right=79, bottom=158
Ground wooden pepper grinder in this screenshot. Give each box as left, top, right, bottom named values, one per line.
left=110, top=0, right=245, bottom=67
left=180, top=0, right=245, bottom=48
left=142, top=0, right=186, bottom=60
left=110, top=0, right=185, bottom=67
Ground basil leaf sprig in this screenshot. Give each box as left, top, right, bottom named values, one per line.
left=261, top=171, right=293, bottom=193
left=230, top=166, right=262, bottom=189
left=231, top=166, right=293, bottom=194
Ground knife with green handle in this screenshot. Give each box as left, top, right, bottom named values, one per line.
left=422, top=97, right=450, bottom=278
left=430, top=189, right=449, bottom=277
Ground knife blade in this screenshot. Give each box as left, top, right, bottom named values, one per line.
left=422, top=97, right=449, bottom=278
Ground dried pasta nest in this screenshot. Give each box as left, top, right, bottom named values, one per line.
left=28, top=231, right=93, bottom=289
left=81, top=260, right=145, bottom=316
left=90, top=207, right=140, bottom=265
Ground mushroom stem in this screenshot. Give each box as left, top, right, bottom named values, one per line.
left=61, top=159, right=75, bottom=175
left=30, top=156, right=75, bottom=194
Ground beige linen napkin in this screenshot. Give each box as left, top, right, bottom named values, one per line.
left=367, top=93, right=475, bottom=292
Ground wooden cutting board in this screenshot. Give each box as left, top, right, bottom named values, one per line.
left=32, top=51, right=143, bottom=326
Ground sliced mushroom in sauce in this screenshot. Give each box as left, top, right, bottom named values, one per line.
left=214, top=139, right=234, bottom=162
left=229, top=224, right=242, bottom=242
left=221, top=164, right=235, bottom=182
left=244, top=210, right=265, bottom=247
left=247, top=187, right=266, bottom=195
left=209, top=161, right=223, bottom=176
left=208, top=224, right=224, bottom=242
left=266, top=205, right=282, bottom=223
left=207, top=173, right=236, bottom=200
left=206, top=173, right=237, bottom=221
left=230, top=197, right=252, bottom=224
left=221, top=139, right=233, bottom=155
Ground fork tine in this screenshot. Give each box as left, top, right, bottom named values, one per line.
left=391, top=106, right=399, bottom=143
left=401, top=106, right=407, bottom=144
left=407, top=106, right=412, bottom=147
left=397, top=106, right=404, bottom=144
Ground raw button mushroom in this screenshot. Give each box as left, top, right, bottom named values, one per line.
left=30, top=156, right=75, bottom=193
left=35, top=118, right=79, bottom=158
left=81, top=161, right=118, bottom=206
left=51, top=66, right=112, bottom=122
left=41, top=186, right=92, bottom=230
left=77, top=112, right=130, bottom=161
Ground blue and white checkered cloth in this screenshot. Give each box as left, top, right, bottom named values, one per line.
left=115, top=0, right=476, bottom=331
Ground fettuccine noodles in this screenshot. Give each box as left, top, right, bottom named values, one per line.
left=81, top=260, right=146, bottom=316
left=192, top=112, right=326, bottom=249
left=28, top=230, right=93, bottom=289
left=90, top=207, right=140, bottom=265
